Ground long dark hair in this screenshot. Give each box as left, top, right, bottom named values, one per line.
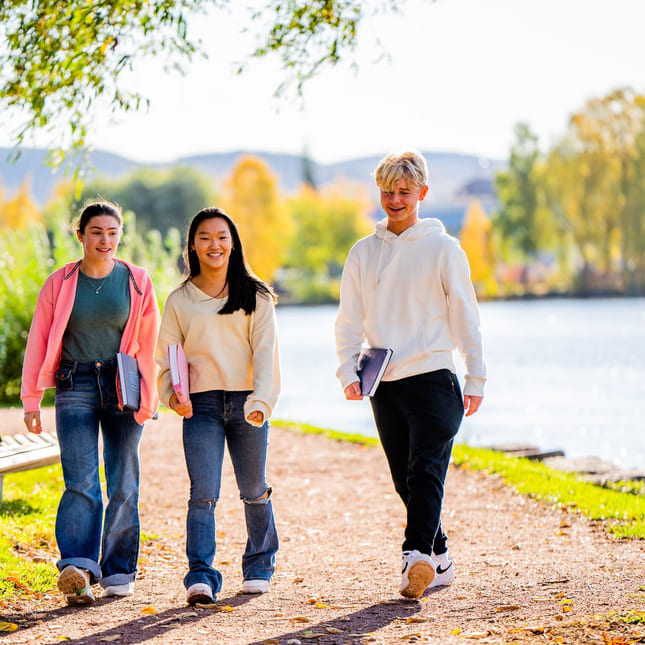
left=183, top=207, right=276, bottom=315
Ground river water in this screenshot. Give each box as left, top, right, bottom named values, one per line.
left=274, top=299, right=645, bottom=471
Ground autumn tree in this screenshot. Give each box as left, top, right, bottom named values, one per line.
left=459, top=199, right=496, bottom=298
left=0, top=179, right=41, bottom=229
left=0, top=0, right=409, bottom=161
left=223, top=155, right=289, bottom=283
left=541, top=88, right=645, bottom=293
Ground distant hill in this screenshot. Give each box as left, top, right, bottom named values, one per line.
left=0, top=147, right=506, bottom=233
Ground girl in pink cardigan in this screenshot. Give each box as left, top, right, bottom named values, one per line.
left=21, top=201, right=160, bottom=606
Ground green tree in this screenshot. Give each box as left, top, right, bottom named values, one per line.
left=493, top=123, right=541, bottom=260
left=0, top=0, right=408, bottom=160
left=61, top=165, right=216, bottom=237
left=283, top=183, right=371, bottom=302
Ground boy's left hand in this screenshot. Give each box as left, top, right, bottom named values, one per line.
left=464, top=395, right=483, bottom=416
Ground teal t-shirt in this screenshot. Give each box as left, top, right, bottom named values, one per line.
left=61, top=262, right=131, bottom=362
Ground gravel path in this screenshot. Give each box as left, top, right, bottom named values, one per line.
left=2, top=409, right=644, bottom=644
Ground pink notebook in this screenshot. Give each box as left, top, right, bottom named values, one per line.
left=168, top=343, right=190, bottom=404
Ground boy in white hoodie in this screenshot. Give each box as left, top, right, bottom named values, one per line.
left=335, top=150, right=486, bottom=599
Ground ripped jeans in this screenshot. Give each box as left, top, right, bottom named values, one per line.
left=182, top=390, right=278, bottom=593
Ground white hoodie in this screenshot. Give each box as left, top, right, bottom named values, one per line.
left=335, top=217, right=486, bottom=396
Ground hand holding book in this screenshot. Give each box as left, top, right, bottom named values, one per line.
left=357, top=347, right=393, bottom=397
left=168, top=343, right=192, bottom=418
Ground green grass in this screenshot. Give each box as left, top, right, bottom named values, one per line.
left=0, top=463, right=159, bottom=602
left=450, top=444, right=645, bottom=538
left=0, top=464, right=62, bottom=599
left=275, top=420, right=645, bottom=540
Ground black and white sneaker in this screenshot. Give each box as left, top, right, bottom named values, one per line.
left=428, top=550, right=455, bottom=588
left=400, top=550, right=435, bottom=598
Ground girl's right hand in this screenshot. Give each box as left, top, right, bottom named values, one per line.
left=24, top=411, right=43, bottom=434
left=169, top=393, right=193, bottom=419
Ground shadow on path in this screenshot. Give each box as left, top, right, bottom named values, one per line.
left=1, top=593, right=257, bottom=644
left=248, top=598, right=422, bottom=644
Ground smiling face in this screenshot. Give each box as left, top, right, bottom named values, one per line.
left=379, top=177, right=428, bottom=234
left=191, top=216, right=233, bottom=273
left=77, top=214, right=122, bottom=262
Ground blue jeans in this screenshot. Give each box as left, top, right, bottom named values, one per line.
left=54, top=359, right=143, bottom=587
left=370, top=369, right=464, bottom=556
left=182, top=391, right=278, bottom=594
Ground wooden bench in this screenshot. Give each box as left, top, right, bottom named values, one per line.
left=0, top=432, right=60, bottom=503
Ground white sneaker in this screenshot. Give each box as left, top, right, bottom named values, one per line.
left=57, top=566, right=95, bottom=605
left=242, top=579, right=270, bottom=594
left=186, top=582, right=214, bottom=605
left=102, top=582, right=134, bottom=597
left=400, top=550, right=435, bottom=598
left=428, top=551, right=455, bottom=589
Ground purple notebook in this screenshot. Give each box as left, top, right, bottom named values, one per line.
left=357, top=347, right=393, bottom=397
left=116, top=352, right=140, bottom=411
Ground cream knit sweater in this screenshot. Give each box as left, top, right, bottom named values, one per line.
left=156, top=281, right=280, bottom=424
left=335, top=217, right=486, bottom=396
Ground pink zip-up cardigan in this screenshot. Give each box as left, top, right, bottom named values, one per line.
left=21, top=259, right=161, bottom=425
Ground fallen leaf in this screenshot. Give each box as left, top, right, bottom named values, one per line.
left=301, top=634, right=326, bottom=640
left=262, top=640, right=280, bottom=644
left=214, top=605, right=236, bottom=612
left=401, top=632, right=421, bottom=639
left=98, top=637, right=122, bottom=643
left=406, top=617, right=428, bottom=623
left=195, top=602, right=219, bottom=609
left=461, top=631, right=491, bottom=639
left=496, top=605, right=521, bottom=611
left=325, top=627, right=343, bottom=634
left=314, top=602, right=328, bottom=609
left=449, top=627, right=462, bottom=635
left=509, top=627, right=546, bottom=634
left=0, top=623, right=18, bottom=633
left=290, top=616, right=311, bottom=623
left=141, top=606, right=158, bottom=615
left=293, top=577, right=305, bottom=583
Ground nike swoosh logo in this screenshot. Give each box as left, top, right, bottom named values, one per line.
left=436, top=562, right=453, bottom=575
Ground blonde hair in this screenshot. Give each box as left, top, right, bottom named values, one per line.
left=374, top=150, right=428, bottom=191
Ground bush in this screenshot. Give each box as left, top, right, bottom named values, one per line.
left=0, top=225, right=54, bottom=402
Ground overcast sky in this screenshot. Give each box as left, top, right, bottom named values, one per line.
left=3, top=0, right=645, bottom=165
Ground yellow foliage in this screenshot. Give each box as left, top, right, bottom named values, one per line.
left=223, top=156, right=290, bottom=283
left=0, top=180, right=41, bottom=230
left=459, top=199, right=496, bottom=297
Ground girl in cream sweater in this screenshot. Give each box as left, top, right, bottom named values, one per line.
left=156, top=207, right=280, bottom=606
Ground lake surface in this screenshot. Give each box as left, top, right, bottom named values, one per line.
left=274, top=299, right=645, bottom=471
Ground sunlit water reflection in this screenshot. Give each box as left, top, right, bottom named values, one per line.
left=274, top=299, right=645, bottom=470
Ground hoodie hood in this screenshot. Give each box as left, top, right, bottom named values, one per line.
left=374, top=216, right=446, bottom=241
